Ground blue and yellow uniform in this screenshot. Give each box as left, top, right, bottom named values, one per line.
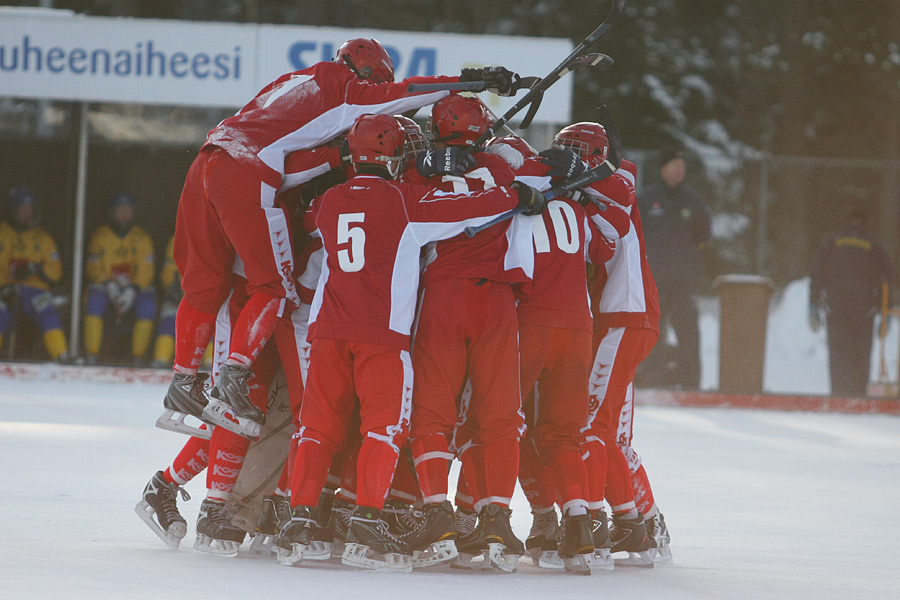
left=0, top=219, right=68, bottom=359
left=84, top=195, right=156, bottom=362
left=153, top=235, right=180, bottom=364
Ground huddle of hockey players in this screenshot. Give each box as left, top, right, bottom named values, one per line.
left=135, top=37, right=671, bottom=576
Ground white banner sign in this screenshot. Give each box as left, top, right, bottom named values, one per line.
left=0, top=9, right=572, bottom=124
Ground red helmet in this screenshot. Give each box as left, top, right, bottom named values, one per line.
left=335, top=38, right=394, bottom=84
left=487, top=134, right=536, bottom=158
left=394, top=115, right=430, bottom=162
left=554, top=122, right=609, bottom=164
left=348, top=113, right=406, bottom=178
left=428, top=95, right=491, bottom=147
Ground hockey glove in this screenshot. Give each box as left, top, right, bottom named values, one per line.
left=482, top=66, right=521, bottom=96
left=511, top=181, right=547, bottom=216
left=483, top=142, right=524, bottom=170
left=459, top=67, right=483, bottom=82
left=539, top=148, right=588, bottom=179
left=416, top=147, right=477, bottom=178
left=115, top=285, right=138, bottom=315
left=13, top=261, right=38, bottom=281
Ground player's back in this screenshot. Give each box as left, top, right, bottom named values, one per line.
left=422, top=152, right=529, bottom=286
left=309, top=175, right=419, bottom=350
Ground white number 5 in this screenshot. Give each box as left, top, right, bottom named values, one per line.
left=337, top=212, right=366, bottom=272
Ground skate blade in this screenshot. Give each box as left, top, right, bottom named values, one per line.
left=155, top=409, right=211, bottom=439
left=614, top=550, right=655, bottom=568
left=563, top=553, right=592, bottom=575
left=303, top=540, right=333, bottom=561
left=193, top=534, right=240, bottom=557
left=486, top=543, right=519, bottom=573
left=536, top=550, right=565, bottom=569
left=276, top=543, right=309, bottom=566
left=134, top=500, right=184, bottom=549
left=411, top=539, right=458, bottom=569
left=650, top=545, right=673, bottom=564
left=590, top=548, right=614, bottom=571
left=341, top=543, right=412, bottom=573
left=201, top=400, right=260, bottom=439
left=248, top=533, right=275, bottom=555
left=451, top=550, right=496, bottom=572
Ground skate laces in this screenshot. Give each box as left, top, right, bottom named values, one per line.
left=455, top=510, right=478, bottom=537
left=529, top=510, right=558, bottom=539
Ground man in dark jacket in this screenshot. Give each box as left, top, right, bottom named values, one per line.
left=809, top=211, right=893, bottom=396
left=638, top=146, right=710, bottom=389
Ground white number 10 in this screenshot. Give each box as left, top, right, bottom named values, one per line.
left=337, top=212, right=366, bottom=272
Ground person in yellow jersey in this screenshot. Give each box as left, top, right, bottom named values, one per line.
left=84, top=192, right=156, bottom=365
left=0, top=187, right=69, bottom=361
left=152, top=235, right=179, bottom=367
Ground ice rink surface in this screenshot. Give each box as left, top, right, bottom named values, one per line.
left=2, top=378, right=899, bottom=600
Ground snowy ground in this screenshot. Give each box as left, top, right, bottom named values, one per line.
left=2, top=378, right=899, bottom=599
left=699, top=277, right=900, bottom=394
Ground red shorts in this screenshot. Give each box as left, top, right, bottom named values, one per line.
left=300, top=338, right=412, bottom=453
left=519, top=323, right=592, bottom=457
left=411, top=278, right=524, bottom=446
left=585, top=326, right=658, bottom=445
left=174, top=146, right=298, bottom=314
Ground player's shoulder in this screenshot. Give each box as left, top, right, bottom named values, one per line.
left=90, top=224, right=114, bottom=239
left=130, top=225, right=153, bottom=240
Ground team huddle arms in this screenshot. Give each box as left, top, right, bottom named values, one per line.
left=138, top=33, right=670, bottom=576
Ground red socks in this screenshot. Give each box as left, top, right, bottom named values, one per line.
left=173, top=300, right=216, bottom=374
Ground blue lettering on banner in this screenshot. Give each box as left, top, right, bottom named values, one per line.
left=287, top=40, right=436, bottom=78
left=0, top=35, right=243, bottom=82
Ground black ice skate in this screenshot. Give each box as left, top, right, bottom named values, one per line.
left=274, top=504, right=331, bottom=566
left=194, top=498, right=246, bottom=557
left=610, top=513, right=654, bottom=568
left=156, top=372, right=212, bottom=439
left=525, top=509, right=562, bottom=569
left=327, top=497, right=354, bottom=556
left=342, top=507, right=412, bottom=572
left=400, top=500, right=459, bottom=568
left=383, top=499, right=424, bottom=538
left=557, top=513, right=595, bottom=575
left=202, top=364, right=263, bottom=439
left=646, top=512, right=672, bottom=564
left=134, top=471, right=189, bottom=549
left=452, top=504, right=523, bottom=573
left=590, top=508, right=614, bottom=570
left=249, top=494, right=292, bottom=555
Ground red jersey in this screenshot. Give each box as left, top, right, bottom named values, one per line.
left=587, top=160, right=661, bottom=332
left=203, top=61, right=455, bottom=189
left=512, top=158, right=627, bottom=331
left=420, top=152, right=534, bottom=286
left=308, top=175, right=518, bottom=350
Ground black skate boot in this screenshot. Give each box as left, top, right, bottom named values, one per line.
left=590, top=508, right=613, bottom=570
left=525, top=509, right=561, bottom=568
left=342, top=506, right=412, bottom=572
left=400, top=500, right=459, bottom=568
left=646, top=512, right=672, bottom=564
left=134, top=471, right=190, bottom=549
left=202, top=363, right=264, bottom=438
left=557, top=513, right=594, bottom=575
left=194, top=498, right=246, bottom=557
left=249, top=494, right=292, bottom=555
left=610, top=513, right=653, bottom=568
left=157, top=372, right=212, bottom=439
left=383, top=499, right=424, bottom=539
left=274, top=505, right=329, bottom=566
left=456, top=504, right=523, bottom=573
